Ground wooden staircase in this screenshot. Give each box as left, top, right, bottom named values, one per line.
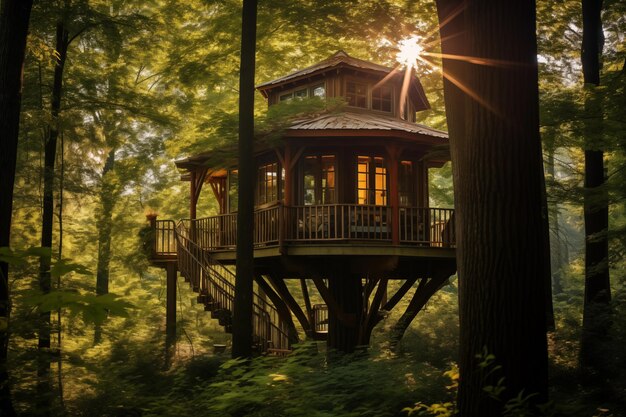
left=175, top=220, right=290, bottom=353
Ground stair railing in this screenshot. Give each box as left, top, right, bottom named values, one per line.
left=175, top=220, right=290, bottom=352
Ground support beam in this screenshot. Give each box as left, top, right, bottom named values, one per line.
left=360, top=277, right=388, bottom=344
left=165, top=262, right=177, bottom=337
left=254, top=274, right=300, bottom=343
left=389, top=274, right=449, bottom=349
left=265, top=273, right=312, bottom=335
left=381, top=277, right=418, bottom=312
left=311, top=276, right=354, bottom=326
left=300, top=278, right=314, bottom=325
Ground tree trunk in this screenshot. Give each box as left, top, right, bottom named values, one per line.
left=96, top=149, right=116, bottom=296
left=232, top=0, right=257, bottom=359
left=38, top=21, right=69, bottom=413
left=94, top=148, right=115, bottom=344
left=327, top=275, right=362, bottom=353
left=580, top=0, right=611, bottom=373
left=0, top=2, right=34, bottom=414
left=547, top=148, right=564, bottom=295
left=436, top=1, right=549, bottom=414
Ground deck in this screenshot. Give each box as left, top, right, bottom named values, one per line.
left=150, top=204, right=455, bottom=261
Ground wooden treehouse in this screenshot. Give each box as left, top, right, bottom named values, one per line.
left=148, top=51, right=456, bottom=354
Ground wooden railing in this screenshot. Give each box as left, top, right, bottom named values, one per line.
left=154, top=219, right=177, bottom=257
left=399, top=207, right=455, bottom=247
left=284, top=204, right=391, bottom=242
left=151, top=205, right=455, bottom=257
left=175, top=221, right=290, bottom=352
left=312, top=304, right=328, bottom=333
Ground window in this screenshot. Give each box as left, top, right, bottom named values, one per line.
left=399, top=161, right=414, bottom=206
left=346, top=81, right=367, bottom=108
left=311, top=84, right=325, bottom=98
left=302, top=155, right=336, bottom=205
left=257, top=162, right=278, bottom=205
left=279, top=84, right=325, bottom=102
left=357, top=156, right=387, bottom=205
left=372, top=85, right=392, bottom=112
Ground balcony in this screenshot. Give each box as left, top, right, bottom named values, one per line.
left=150, top=204, right=455, bottom=261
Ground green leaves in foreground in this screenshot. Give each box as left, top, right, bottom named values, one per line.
left=23, top=290, right=134, bottom=326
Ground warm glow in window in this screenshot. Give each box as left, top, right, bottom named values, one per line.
left=357, top=156, right=387, bottom=205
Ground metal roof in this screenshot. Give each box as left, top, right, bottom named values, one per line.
left=256, top=50, right=405, bottom=89
left=287, top=111, right=448, bottom=139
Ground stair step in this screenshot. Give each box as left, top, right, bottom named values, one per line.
left=197, top=293, right=213, bottom=304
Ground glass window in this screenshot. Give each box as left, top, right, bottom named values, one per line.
left=256, top=162, right=278, bottom=205
left=279, top=92, right=292, bottom=101
left=357, top=156, right=387, bottom=205
left=399, top=161, right=414, bottom=206
left=303, top=156, right=317, bottom=205
left=302, top=155, right=336, bottom=205
left=311, top=84, right=325, bottom=98
left=294, top=88, right=308, bottom=99
left=372, top=85, right=392, bottom=112
left=346, top=81, right=367, bottom=108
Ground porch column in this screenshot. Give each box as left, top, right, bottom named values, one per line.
left=387, top=145, right=400, bottom=245
left=190, top=171, right=198, bottom=220
left=283, top=144, right=292, bottom=206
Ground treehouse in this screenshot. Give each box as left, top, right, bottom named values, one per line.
left=149, top=51, right=456, bottom=354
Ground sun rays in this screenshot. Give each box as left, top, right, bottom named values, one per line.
left=386, top=7, right=525, bottom=119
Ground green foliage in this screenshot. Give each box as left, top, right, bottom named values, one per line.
left=22, top=290, right=133, bottom=325
left=143, top=343, right=449, bottom=417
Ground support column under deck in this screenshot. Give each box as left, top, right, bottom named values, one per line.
left=328, top=275, right=363, bottom=353
left=166, top=262, right=177, bottom=337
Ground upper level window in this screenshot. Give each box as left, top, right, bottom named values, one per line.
left=346, top=81, right=367, bottom=108
left=279, top=84, right=325, bottom=102
left=372, top=85, right=392, bottom=112
left=311, top=84, right=325, bottom=98
left=257, top=162, right=278, bottom=205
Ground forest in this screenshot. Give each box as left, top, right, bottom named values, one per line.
left=0, top=0, right=625, bottom=416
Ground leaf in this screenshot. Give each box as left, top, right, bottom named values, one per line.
left=50, top=259, right=92, bottom=278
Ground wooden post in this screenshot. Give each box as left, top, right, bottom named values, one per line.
left=387, top=145, right=400, bottom=245
left=190, top=171, right=197, bottom=220
left=166, top=262, right=177, bottom=337
left=283, top=144, right=292, bottom=206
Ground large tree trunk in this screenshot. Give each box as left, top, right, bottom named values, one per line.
left=436, top=1, right=549, bottom=415
left=232, top=0, right=257, bottom=359
left=327, top=275, right=363, bottom=353
left=0, top=2, right=34, bottom=414
left=38, top=21, right=68, bottom=413
left=580, top=0, right=611, bottom=372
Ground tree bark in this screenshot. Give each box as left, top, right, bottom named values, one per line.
left=38, top=21, right=69, bottom=412
left=580, top=0, right=611, bottom=372
left=436, top=1, right=549, bottom=414
left=232, top=0, right=257, bottom=359
left=0, top=2, right=34, bottom=414
left=94, top=148, right=115, bottom=344
left=96, top=149, right=116, bottom=297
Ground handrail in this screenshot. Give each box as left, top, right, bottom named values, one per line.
left=154, top=219, right=177, bottom=256
left=175, top=220, right=290, bottom=352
